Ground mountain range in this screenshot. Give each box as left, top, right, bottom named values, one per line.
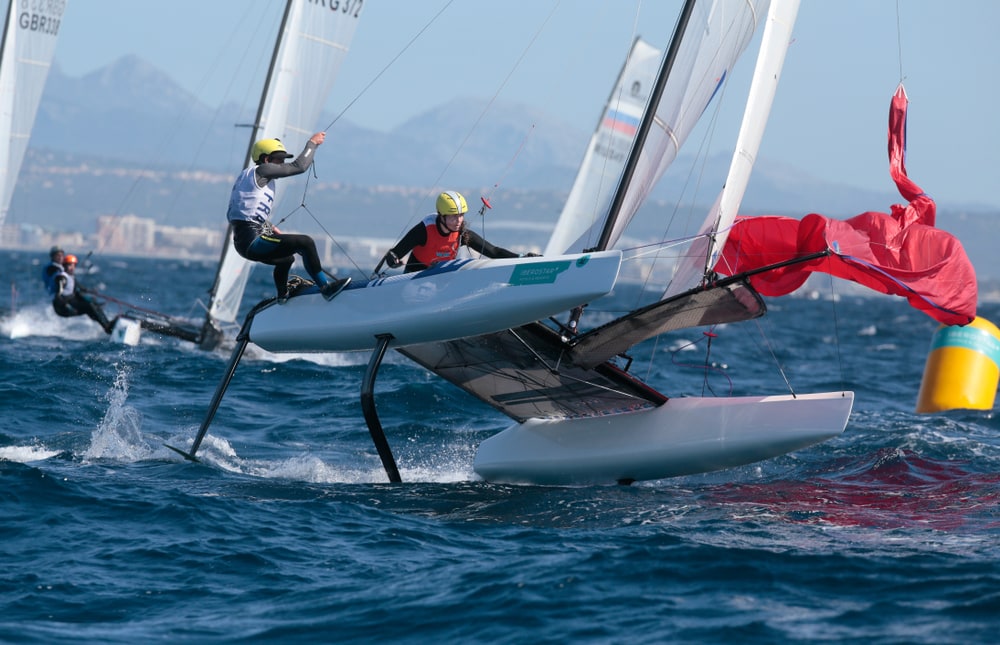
left=12, top=55, right=1000, bottom=277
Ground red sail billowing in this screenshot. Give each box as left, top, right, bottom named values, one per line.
left=714, top=84, right=976, bottom=326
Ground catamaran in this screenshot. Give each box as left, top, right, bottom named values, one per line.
left=173, top=0, right=976, bottom=486
left=410, top=0, right=973, bottom=485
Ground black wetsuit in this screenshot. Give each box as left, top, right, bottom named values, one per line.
left=52, top=270, right=115, bottom=334
left=226, top=139, right=333, bottom=297
left=388, top=215, right=518, bottom=273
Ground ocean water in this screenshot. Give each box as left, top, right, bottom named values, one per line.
left=1, top=248, right=998, bottom=643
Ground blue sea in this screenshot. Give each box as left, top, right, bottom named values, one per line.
left=1, top=248, right=998, bottom=643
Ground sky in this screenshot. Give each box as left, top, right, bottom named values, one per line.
left=51, top=0, right=1000, bottom=209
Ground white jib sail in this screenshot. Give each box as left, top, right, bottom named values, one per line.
left=207, top=0, right=362, bottom=327
left=666, top=0, right=800, bottom=297
left=544, top=37, right=661, bottom=257
left=0, top=0, right=67, bottom=230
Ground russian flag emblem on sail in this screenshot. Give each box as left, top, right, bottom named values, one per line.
left=601, top=109, right=639, bottom=136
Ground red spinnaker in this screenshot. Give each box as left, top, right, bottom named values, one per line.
left=714, top=84, right=976, bottom=326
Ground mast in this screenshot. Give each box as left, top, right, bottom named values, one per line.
left=664, top=0, right=794, bottom=296
left=198, top=0, right=294, bottom=347
left=0, top=1, right=12, bottom=65
left=241, top=0, right=294, bottom=168
left=594, top=0, right=697, bottom=251
left=0, top=1, right=14, bottom=230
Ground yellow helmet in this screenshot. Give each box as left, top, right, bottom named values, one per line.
left=251, top=138, right=291, bottom=164
left=436, top=191, right=468, bottom=216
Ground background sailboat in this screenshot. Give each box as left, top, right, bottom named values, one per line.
left=544, top=36, right=661, bottom=258
left=0, top=0, right=67, bottom=231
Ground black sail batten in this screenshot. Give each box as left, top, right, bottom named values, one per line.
left=595, top=0, right=698, bottom=252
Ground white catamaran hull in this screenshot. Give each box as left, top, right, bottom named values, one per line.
left=473, top=391, right=855, bottom=485
left=249, top=251, right=622, bottom=353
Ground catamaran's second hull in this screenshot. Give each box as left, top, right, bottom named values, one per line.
left=473, top=391, right=854, bottom=485
left=248, top=251, right=621, bottom=353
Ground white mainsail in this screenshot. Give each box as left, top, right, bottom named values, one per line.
left=203, top=0, right=362, bottom=337
left=666, top=0, right=799, bottom=296
left=0, top=0, right=67, bottom=230
left=544, top=37, right=661, bottom=257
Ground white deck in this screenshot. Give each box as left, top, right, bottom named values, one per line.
left=248, top=251, right=622, bottom=352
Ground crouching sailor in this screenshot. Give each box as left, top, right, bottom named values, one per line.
left=227, top=133, right=350, bottom=303
left=52, top=254, right=116, bottom=334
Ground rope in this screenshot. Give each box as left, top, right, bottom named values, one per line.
left=89, top=6, right=276, bottom=262
left=84, top=289, right=186, bottom=322
left=323, top=0, right=455, bottom=132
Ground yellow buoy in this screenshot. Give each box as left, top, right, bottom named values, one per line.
left=916, top=316, right=1000, bottom=413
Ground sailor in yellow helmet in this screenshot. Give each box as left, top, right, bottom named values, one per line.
left=226, top=131, right=350, bottom=303
left=382, top=191, right=521, bottom=273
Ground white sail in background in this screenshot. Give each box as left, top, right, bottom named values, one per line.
left=544, top=37, right=661, bottom=257
left=666, top=0, right=799, bottom=296
left=566, top=0, right=767, bottom=257
left=205, top=0, right=362, bottom=330
left=0, top=0, right=67, bottom=230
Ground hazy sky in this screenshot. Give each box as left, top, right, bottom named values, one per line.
left=51, top=0, right=1000, bottom=209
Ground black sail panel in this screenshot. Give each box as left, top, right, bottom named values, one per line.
left=399, top=322, right=666, bottom=423
left=568, top=279, right=766, bottom=369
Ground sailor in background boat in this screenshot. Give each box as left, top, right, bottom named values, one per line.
left=52, top=254, right=117, bottom=334
left=382, top=191, right=530, bottom=273
left=41, top=245, right=65, bottom=296
left=227, top=132, right=350, bottom=304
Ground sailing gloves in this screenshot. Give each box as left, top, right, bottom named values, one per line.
left=384, top=251, right=403, bottom=268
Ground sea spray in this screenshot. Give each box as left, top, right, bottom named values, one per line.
left=83, top=362, right=151, bottom=462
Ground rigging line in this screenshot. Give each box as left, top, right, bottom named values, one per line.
left=418, top=0, right=564, bottom=233
left=823, top=256, right=848, bottom=392
left=466, top=119, right=534, bottom=252
left=621, top=233, right=707, bottom=259
left=274, top=165, right=368, bottom=276
left=751, top=309, right=796, bottom=397
left=504, top=328, right=650, bottom=402
left=93, top=4, right=277, bottom=260
left=299, top=203, right=368, bottom=277
left=84, top=289, right=187, bottom=321
left=273, top=162, right=318, bottom=228
left=322, top=0, right=455, bottom=132
left=894, top=0, right=905, bottom=83
left=482, top=124, right=535, bottom=205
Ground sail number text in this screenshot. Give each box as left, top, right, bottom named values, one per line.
left=19, top=0, right=66, bottom=36
left=307, top=0, right=364, bottom=18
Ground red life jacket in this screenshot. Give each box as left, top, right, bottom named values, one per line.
left=410, top=214, right=460, bottom=268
